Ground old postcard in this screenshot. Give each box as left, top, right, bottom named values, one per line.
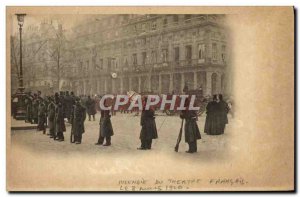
left=6, top=6, right=294, bottom=191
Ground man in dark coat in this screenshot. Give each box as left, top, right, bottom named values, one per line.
left=37, top=98, right=47, bottom=134
left=70, top=92, right=75, bottom=100
left=217, top=94, right=229, bottom=134
left=180, top=98, right=201, bottom=153
left=43, top=97, right=49, bottom=129
left=59, top=91, right=66, bottom=119
left=70, top=92, right=76, bottom=112
left=85, top=95, right=96, bottom=121
left=64, top=91, right=73, bottom=122
left=204, top=95, right=221, bottom=135
left=71, top=97, right=86, bottom=144
left=54, top=96, right=66, bottom=141
left=95, top=100, right=114, bottom=146
left=47, top=97, right=56, bottom=138
left=94, top=95, right=101, bottom=112
left=37, top=90, right=42, bottom=99
left=138, top=97, right=158, bottom=150
left=31, top=94, right=39, bottom=124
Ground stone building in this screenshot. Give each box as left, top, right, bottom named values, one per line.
left=69, top=14, right=230, bottom=96
left=12, top=14, right=231, bottom=97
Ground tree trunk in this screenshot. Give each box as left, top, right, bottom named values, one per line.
left=57, top=52, right=60, bottom=92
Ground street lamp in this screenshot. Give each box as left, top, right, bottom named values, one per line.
left=14, top=13, right=26, bottom=120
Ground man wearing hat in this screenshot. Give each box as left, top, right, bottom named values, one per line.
left=180, top=97, right=201, bottom=153
left=32, top=93, right=39, bottom=124
left=37, top=90, right=42, bottom=99
left=47, top=96, right=56, bottom=138
left=54, top=95, right=66, bottom=141
left=85, top=95, right=97, bottom=121
left=59, top=91, right=66, bottom=119
left=64, top=91, right=73, bottom=122
left=37, top=97, right=47, bottom=134
left=138, top=96, right=158, bottom=150
left=70, top=97, right=86, bottom=144
left=95, top=99, right=114, bottom=146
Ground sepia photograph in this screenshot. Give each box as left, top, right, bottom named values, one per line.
left=6, top=6, right=294, bottom=191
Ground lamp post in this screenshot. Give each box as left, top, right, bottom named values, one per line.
left=14, top=13, right=26, bottom=120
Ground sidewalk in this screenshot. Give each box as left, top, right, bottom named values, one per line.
left=11, top=118, right=37, bottom=130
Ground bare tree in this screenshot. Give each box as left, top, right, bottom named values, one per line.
left=11, top=32, right=50, bottom=91
left=46, top=24, right=68, bottom=92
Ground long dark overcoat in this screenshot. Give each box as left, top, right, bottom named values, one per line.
left=181, top=110, right=201, bottom=143
left=64, top=95, right=73, bottom=120
left=140, top=109, right=158, bottom=140
left=204, top=101, right=222, bottom=135
left=86, top=98, right=97, bottom=115
left=32, top=99, right=39, bottom=122
left=218, top=100, right=229, bottom=124
left=37, top=102, right=46, bottom=130
left=54, top=103, right=66, bottom=135
left=72, top=104, right=86, bottom=136
left=47, top=102, right=56, bottom=133
left=99, top=110, right=114, bottom=137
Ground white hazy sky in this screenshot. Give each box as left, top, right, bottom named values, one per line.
left=10, top=14, right=97, bottom=35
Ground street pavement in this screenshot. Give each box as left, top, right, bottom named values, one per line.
left=9, top=112, right=252, bottom=191
left=11, top=112, right=236, bottom=160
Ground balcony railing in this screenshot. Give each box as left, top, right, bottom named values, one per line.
left=69, top=57, right=226, bottom=78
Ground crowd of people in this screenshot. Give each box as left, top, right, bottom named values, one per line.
left=11, top=90, right=230, bottom=153
left=12, top=91, right=110, bottom=145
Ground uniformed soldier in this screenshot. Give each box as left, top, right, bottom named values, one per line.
left=180, top=98, right=201, bottom=153
left=37, top=97, right=47, bottom=134
left=37, top=90, right=42, bottom=99
left=32, top=94, right=39, bottom=124
left=59, top=91, right=66, bottom=119
left=64, top=91, right=73, bottom=122
left=43, top=96, right=49, bottom=130
left=95, top=99, right=114, bottom=146
left=138, top=96, right=158, bottom=150
left=71, top=97, right=86, bottom=144
left=54, top=94, right=66, bottom=141
left=70, top=92, right=76, bottom=102
left=47, top=97, right=56, bottom=138
left=85, top=95, right=96, bottom=121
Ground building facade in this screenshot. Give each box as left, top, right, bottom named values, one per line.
left=68, top=14, right=230, bottom=96
left=12, top=14, right=231, bottom=97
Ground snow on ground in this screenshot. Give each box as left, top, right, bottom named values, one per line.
left=11, top=112, right=235, bottom=159
left=9, top=112, right=248, bottom=191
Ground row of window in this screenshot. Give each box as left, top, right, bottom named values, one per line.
left=78, top=43, right=226, bottom=71
left=78, top=14, right=207, bottom=36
